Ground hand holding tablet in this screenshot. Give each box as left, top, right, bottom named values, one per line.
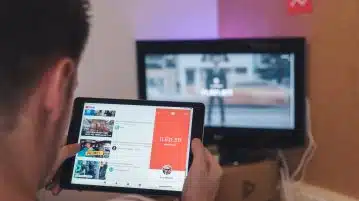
left=183, top=139, right=222, bottom=201
left=60, top=97, right=210, bottom=197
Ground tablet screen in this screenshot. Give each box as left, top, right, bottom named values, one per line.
left=70, top=103, right=193, bottom=192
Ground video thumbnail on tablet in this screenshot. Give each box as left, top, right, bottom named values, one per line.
left=81, top=119, right=114, bottom=137
left=73, top=160, right=108, bottom=180
left=77, top=139, right=112, bottom=158
left=84, top=108, right=116, bottom=117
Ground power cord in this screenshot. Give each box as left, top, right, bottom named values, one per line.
left=278, top=97, right=317, bottom=201
left=278, top=150, right=294, bottom=201
left=291, top=98, right=317, bottom=181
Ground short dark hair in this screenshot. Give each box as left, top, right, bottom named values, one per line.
left=0, top=0, right=91, bottom=131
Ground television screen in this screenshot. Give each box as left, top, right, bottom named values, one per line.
left=144, top=53, right=295, bottom=129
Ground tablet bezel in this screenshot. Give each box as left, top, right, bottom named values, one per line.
left=60, top=97, right=205, bottom=197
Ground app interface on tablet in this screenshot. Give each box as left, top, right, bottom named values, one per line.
left=71, top=103, right=193, bottom=192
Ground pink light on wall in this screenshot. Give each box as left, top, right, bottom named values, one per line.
left=133, top=0, right=219, bottom=40
left=218, top=0, right=312, bottom=38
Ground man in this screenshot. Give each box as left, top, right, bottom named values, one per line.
left=77, top=142, right=93, bottom=157
left=256, top=54, right=290, bottom=85
left=0, top=1, right=222, bottom=201
left=99, top=162, right=108, bottom=180
left=273, top=55, right=290, bottom=85
left=205, top=55, right=228, bottom=125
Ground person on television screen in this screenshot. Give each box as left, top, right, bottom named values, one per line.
left=205, top=54, right=228, bottom=125
left=273, top=55, right=290, bottom=85
left=257, top=54, right=290, bottom=85
left=0, top=1, right=222, bottom=201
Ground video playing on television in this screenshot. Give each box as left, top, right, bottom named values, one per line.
left=81, top=119, right=114, bottom=137
left=78, top=139, right=112, bottom=158
left=73, top=160, right=108, bottom=180
left=144, top=53, right=295, bottom=129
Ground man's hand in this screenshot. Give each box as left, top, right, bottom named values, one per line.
left=182, top=139, right=222, bottom=201
left=44, top=143, right=80, bottom=195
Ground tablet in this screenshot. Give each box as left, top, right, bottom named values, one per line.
left=60, top=97, right=205, bottom=196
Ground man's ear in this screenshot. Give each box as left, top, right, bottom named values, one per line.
left=43, top=58, right=77, bottom=122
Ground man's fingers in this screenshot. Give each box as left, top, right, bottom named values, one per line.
left=60, top=134, right=68, bottom=147
left=45, top=144, right=80, bottom=184
left=191, top=138, right=205, bottom=160
left=204, top=148, right=223, bottom=179
left=189, top=138, right=209, bottom=180
left=58, top=144, right=81, bottom=163
left=204, top=148, right=217, bottom=166
left=203, top=148, right=213, bottom=169
left=51, top=184, right=62, bottom=196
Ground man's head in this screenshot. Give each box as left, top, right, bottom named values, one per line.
left=211, top=55, right=223, bottom=67
left=85, top=142, right=92, bottom=149
left=203, top=54, right=228, bottom=67
left=0, top=0, right=91, bottom=188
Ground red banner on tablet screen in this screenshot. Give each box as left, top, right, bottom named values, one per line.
left=150, top=108, right=191, bottom=171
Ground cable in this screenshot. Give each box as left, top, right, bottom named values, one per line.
left=278, top=97, right=317, bottom=201
left=290, top=97, right=317, bottom=181
left=280, top=168, right=290, bottom=201
left=278, top=149, right=294, bottom=201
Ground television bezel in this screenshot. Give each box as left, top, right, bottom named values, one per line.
left=136, top=38, right=306, bottom=149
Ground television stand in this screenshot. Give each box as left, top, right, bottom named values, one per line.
left=217, top=146, right=271, bottom=166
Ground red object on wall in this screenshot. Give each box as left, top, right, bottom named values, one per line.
left=288, top=0, right=313, bottom=15
left=218, top=0, right=311, bottom=38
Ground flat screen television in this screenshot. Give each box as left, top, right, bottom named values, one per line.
left=136, top=38, right=306, bottom=149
